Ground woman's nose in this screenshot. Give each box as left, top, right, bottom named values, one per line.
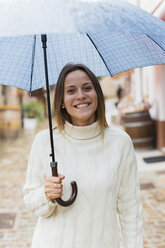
left=76, top=89, right=86, bottom=99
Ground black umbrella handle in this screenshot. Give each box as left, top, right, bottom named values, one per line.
left=41, top=34, right=78, bottom=207
left=51, top=162, right=78, bottom=207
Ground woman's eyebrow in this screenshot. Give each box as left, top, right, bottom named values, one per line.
left=65, top=82, right=92, bottom=89
left=65, top=85, right=75, bottom=89
left=83, top=82, right=92, bottom=85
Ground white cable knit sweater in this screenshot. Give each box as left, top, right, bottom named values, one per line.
left=23, top=121, right=143, bottom=248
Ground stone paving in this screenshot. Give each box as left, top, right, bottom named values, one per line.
left=137, top=149, right=165, bottom=248
left=0, top=122, right=165, bottom=248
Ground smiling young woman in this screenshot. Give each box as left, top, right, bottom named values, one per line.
left=54, top=64, right=108, bottom=135
left=23, top=64, right=143, bottom=248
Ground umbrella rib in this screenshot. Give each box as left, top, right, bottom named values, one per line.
left=86, top=33, right=112, bottom=77
left=29, top=35, right=37, bottom=92
left=147, top=34, right=165, bottom=53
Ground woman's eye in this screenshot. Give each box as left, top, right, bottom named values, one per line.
left=84, top=87, right=92, bottom=91
left=67, top=89, right=75, bottom=94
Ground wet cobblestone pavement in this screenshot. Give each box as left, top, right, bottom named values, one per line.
left=0, top=123, right=165, bottom=248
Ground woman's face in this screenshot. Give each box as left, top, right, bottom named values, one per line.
left=63, top=70, right=98, bottom=126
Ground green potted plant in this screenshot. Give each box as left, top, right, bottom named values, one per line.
left=22, top=100, right=45, bottom=129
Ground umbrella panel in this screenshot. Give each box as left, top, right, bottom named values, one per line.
left=89, top=33, right=165, bottom=75
left=33, top=34, right=109, bottom=91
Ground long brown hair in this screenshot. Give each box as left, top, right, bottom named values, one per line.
left=54, top=63, right=108, bottom=136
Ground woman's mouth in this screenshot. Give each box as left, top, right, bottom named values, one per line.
left=74, top=103, right=90, bottom=109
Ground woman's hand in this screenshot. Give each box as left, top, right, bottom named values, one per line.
left=45, top=174, right=65, bottom=200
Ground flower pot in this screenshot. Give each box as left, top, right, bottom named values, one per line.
left=23, top=117, right=37, bottom=130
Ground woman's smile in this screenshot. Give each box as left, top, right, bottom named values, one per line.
left=74, top=102, right=90, bottom=109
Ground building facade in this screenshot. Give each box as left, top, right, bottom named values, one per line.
left=130, top=0, right=165, bottom=150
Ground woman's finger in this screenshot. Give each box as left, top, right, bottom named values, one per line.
left=45, top=175, right=65, bottom=184
left=45, top=188, right=62, bottom=194
left=46, top=192, right=63, bottom=200
left=45, top=182, right=63, bottom=189
left=45, top=176, right=61, bottom=184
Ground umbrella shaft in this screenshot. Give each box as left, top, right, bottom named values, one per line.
left=41, top=34, right=55, bottom=163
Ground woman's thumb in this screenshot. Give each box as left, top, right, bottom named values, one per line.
left=58, top=174, right=65, bottom=180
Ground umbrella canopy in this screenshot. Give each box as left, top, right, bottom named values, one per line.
left=0, top=32, right=165, bottom=91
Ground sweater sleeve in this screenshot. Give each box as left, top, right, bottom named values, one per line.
left=117, top=137, right=143, bottom=248
left=23, top=132, right=57, bottom=218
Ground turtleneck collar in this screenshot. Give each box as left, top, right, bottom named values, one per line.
left=64, top=121, right=102, bottom=140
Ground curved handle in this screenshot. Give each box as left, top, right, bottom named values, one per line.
left=51, top=164, right=78, bottom=207
left=56, top=181, right=78, bottom=207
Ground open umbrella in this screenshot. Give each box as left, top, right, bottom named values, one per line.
left=0, top=0, right=165, bottom=207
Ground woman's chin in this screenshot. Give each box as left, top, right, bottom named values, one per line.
left=71, top=115, right=95, bottom=126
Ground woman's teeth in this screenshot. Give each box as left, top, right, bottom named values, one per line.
left=76, top=104, right=89, bottom=109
